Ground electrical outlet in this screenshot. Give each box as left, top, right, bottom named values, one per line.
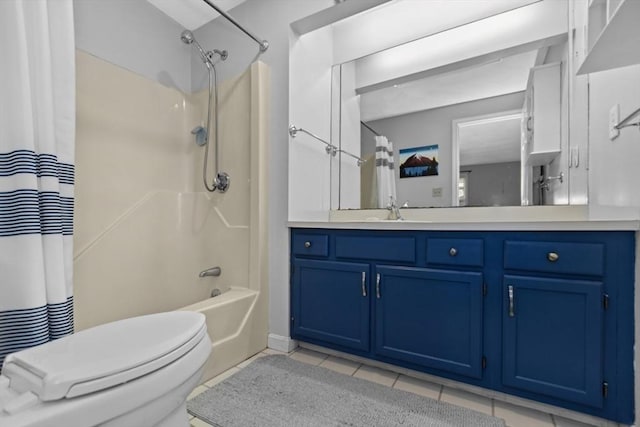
left=609, top=104, right=620, bottom=140
left=432, top=187, right=442, bottom=197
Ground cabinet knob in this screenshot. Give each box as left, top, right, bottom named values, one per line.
left=449, top=247, right=458, bottom=257
left=304, top=241, right=312, bottom=248
left=547, top=252, right=559, bottom=262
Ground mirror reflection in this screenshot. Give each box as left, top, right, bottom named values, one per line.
left=333, top=0, right=572, bottom=210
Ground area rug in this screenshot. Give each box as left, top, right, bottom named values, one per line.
left=187, top=355, right=505, bottom=427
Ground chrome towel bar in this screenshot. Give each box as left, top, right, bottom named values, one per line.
left=289, top=125, right=365, bottom=166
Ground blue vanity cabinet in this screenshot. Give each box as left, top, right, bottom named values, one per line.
left=375, top=266, right=484, bottom=378
left=291, top=259, right=370, bottom=352
left=501, top=238, right=610, bottom=409
left=290, top=228, right=635, bottom=424
left=502, top=275, right=604, bottom=408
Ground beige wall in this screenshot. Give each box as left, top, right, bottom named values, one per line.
left=73, top=51, right=260, bottom=331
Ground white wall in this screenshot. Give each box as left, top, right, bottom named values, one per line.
left=289, top=26, right=335, bottom=220
left=370, top=93, right=524, bottom=208
left=567, top=0, right=589, bottom=206
left=338, top=61, right=362, bottom=209
left=73, top=0, right=191, bottom=92
left=588, top=65, right=640, bottom=206
left=464, top=161, right=521, bottom=207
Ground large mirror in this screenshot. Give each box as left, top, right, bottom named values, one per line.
left=332, top=0, right=577, bottom=210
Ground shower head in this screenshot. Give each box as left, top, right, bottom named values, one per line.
left=180, top=30, right=195, bottom=44
left=180, top=30, right=210, bottom=65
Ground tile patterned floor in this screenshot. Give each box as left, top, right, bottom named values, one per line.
left=188, top=347, right=618, bottom=427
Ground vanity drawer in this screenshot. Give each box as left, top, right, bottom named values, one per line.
left=504, top=241, right=604, bottom=276
left=427, top=238, right=484, bottom=267
left=335, top=236, right=415, bottom=263
left=292, top=234, right=329, bottom=257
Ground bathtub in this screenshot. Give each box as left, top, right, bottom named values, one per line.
left=180, top=287, right=266, bottom=381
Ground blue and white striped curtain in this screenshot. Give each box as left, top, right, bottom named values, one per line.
left=375, top=136, right=397, bottom=208
left=0, top=0, right=76, bottom=367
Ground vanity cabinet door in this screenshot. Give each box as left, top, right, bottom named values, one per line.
left=291, top=260, right=370, bottom=352
left=502, top=275, right=604, bottom=408
left=374, top=266, right=484, bottom=379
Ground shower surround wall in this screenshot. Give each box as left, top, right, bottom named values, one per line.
left=73, top=50, right=269, bottom=378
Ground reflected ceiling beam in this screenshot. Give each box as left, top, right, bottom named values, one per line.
left=354, top=0, right=567, bottom=91
left=332, top=0, right=541, bottom=65
left=290, top=0, right=391, bottom=36
left=356, top=33, right=567, bottom=95
left=534, top=46, right=550, bottom=66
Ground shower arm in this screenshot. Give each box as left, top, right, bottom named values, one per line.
left=201, top=0, right=269, bottom=52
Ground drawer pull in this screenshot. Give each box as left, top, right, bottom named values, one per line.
left=376, top=273, right=381, bottom=299
left=508, top=285, right=515, bottom=317
left=361, top=272, right=367, bottom=297
left=449, top=247, right=458, bottom=257
left=304, top=241, right=312, bottom=248
left=547, top=252, right=559, bottom=262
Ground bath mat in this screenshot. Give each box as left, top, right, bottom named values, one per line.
left=187, top=355, right=505, bottom=427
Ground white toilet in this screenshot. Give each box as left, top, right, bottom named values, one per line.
left=0, top=311, right=212, bottom=427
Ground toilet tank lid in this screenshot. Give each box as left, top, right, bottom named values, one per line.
left=2, top=311, right=207, bottom=401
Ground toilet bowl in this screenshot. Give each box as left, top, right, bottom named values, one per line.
left=0, top=311, right=212, bottom=427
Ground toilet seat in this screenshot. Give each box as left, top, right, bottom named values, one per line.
left=1, top=311, right=207, bottom=414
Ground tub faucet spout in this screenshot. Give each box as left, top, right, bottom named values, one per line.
left=199, top=267, right=221, bottom=278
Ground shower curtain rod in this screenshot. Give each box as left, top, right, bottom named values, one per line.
left=360, top=121, right=381, bottom=136
left=201, top=0, right=269, bottom=52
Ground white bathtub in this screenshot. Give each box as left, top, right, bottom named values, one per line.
left=180, top=287, right=267, bottom=381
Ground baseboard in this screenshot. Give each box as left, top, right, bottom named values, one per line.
left=268, top=333, right=298, bottom=353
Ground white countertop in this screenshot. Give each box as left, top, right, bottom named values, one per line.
left=288, top=205, right=640, bottom=231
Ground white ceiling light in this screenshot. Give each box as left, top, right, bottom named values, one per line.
left=146, top=0, right=247, bottom=30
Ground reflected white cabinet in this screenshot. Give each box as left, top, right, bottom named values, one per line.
left=522, top=62, right=562, bottom=167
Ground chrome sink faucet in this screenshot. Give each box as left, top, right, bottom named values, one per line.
left=387, top=196, right=404, bottom=221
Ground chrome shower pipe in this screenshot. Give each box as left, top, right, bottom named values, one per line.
left=200, top=0, right=269, bottom=52
left=181, top=29, right=230, bottom=193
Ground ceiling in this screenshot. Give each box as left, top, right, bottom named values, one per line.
left=458, top=114, right=523, bottom=166
left=146, top=0, right=247, bottom=30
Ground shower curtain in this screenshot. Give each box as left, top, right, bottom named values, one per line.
left=375, top=135, right=397, bottom=208
left=0, top=0, right=76, bottom=366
